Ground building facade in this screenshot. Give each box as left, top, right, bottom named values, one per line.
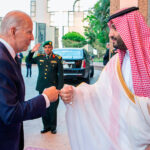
left=30, top=0, right=59, bottom=48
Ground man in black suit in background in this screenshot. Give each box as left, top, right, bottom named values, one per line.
left=0, top=10, right=59, bottom=150
left=17, top=52, right=24, bottom=64
left=103, top=42, right=117, bottom=66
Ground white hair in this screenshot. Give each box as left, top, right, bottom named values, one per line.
left=0, top=10, right=31, bottom=35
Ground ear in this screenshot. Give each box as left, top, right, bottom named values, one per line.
left=10, top=27, right=16, bottom=37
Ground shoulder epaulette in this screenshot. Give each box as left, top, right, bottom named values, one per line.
left=58, top=56, right=62, bottom=59
left=55, top=54, right=62, bottom=59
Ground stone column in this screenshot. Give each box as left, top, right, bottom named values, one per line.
left=110, top=0, right=120, bottom=15
left=148, top=0, right=150, bottom=26
left=139, top=0, right=148, bottom=23
left=110, top=0, right=148, bottom=23
left=35, top=0, right=50, bottom=25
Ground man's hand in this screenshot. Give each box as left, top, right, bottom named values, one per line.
left=43, top=86, right=59, bottom=102
left=145, top=145, right=150, bottom=150
left=60, top=84, right=74, bottom=104
left=31, top=43, right=41, bottom=52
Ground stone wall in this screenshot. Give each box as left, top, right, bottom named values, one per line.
left=148, top=0, right=150, bottom=25
left=110, top=0, right=120, bottom=15
left=139, top=0, right=148, bottom=23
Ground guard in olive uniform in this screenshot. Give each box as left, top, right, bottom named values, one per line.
left=26, top=41, right=64, bottom=134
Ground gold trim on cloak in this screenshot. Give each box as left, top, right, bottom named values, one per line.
left=117, top=56, right=135, bottom=103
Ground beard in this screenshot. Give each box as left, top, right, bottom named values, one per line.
left=111, top=36, right=127, bottom=50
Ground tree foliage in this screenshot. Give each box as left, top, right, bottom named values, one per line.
left=62, top=31, right=87, bottom=48
left=84, top=0, right=110, bottom=51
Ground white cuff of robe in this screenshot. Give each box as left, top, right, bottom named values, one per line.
left=42, top=93, right=50, bottom=108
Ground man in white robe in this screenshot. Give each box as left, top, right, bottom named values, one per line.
left=60, top=7, right=150, bottom=150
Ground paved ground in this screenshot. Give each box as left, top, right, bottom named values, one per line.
left=22, top=65, right=70, bottom=150
left=21, top=64, right=102, bottom=150
left=93, top=62, right=104, bottom=70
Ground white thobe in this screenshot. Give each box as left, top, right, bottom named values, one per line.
left=66, top=53, right=150, bottom=150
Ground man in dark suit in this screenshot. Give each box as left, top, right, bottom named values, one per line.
left=17, top=52, right=24, bottom=64
left=25, top=61, right=32, bottom=77
left=26, top=41, right=64, bottom=134
left=0, top=11, right=59, bottom=150
left=103, top=43, right=117, bottom=66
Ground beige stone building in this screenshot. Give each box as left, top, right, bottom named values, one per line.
left=110, top=0, right=150, bottom=26
left=30, top=0, right=88, bottom=49
left=30, top=0, right=59, bottom=48
left=29, top=0, right=150, bottom=51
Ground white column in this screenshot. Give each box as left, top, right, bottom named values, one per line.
left=35, top=0, right=50, bottom=25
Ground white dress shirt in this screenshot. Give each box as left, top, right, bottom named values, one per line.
left=122, top=50, right=135, bottom=94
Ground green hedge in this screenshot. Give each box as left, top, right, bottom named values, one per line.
left=62, top=31, right=87, bottom=48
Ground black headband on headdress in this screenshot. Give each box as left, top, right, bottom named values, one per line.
left=108, top=7, right=139, bottom=22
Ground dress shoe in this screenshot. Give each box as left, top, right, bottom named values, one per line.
left=51, top=129, right=57, bottom=134
left=40, top=128, right=50, bottom=134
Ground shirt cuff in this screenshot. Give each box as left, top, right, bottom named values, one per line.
left=42, top=93, right=50, bottom=108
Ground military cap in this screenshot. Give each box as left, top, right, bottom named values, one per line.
left=42, top=40, right=53, bottom=47
left=108, top=7, right=139, bottom=22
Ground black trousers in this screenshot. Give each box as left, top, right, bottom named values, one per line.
left=39, top=91, right=59, bottom=130
left=26, top=65, right=32, bottom=77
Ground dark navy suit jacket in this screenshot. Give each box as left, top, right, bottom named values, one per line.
left=0, top=42, right=46, bottom=150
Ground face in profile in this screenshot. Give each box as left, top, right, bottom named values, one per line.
left=44, top=45, right=53, bottom=55
left=109, top=24, right=127, bottom=50
left=15, top=17, right=34, bottom=52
